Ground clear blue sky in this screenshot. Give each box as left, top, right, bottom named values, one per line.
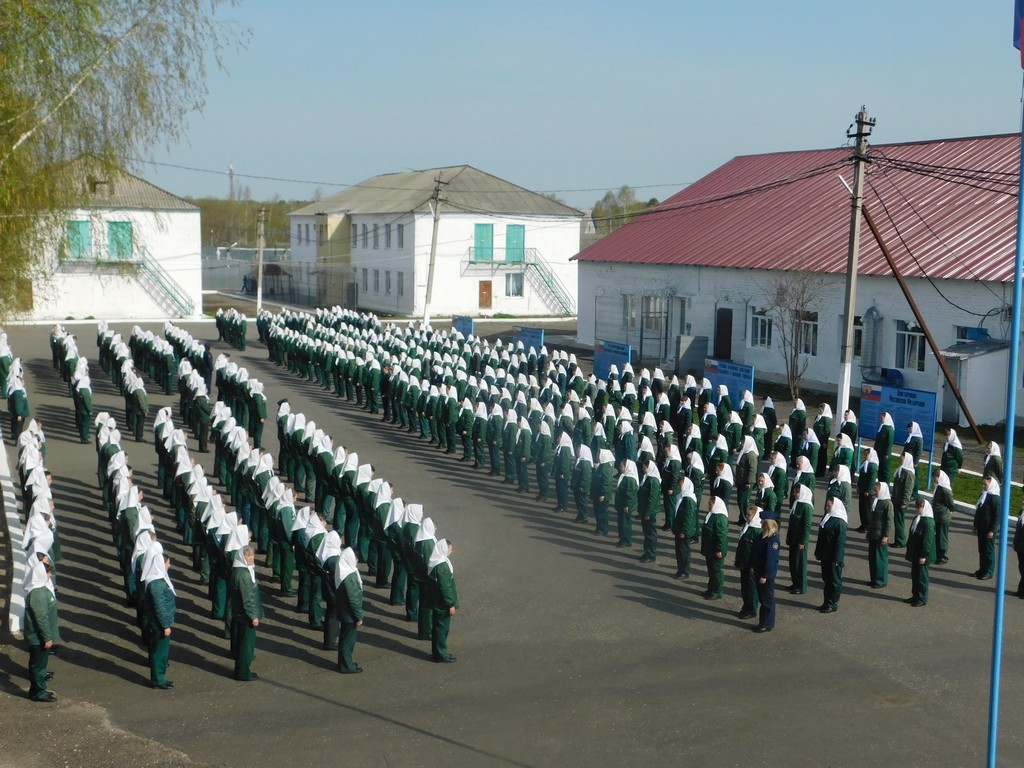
left=142, top=0, right=1024, bottom=211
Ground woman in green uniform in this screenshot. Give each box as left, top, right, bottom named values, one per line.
left=230, top=545, right=264, bottom=681
left=930, top=469, right=955, bottom=565
left=815, top=497, right=848, bottom=613
left=735, top=506, right=762, bottom=619
left=891, top=452, right=917, bottom=548
left=874, top=412, right=895, bottom=483
left=672, top=476, right=699, bottom=579
left=902, top=495, right=935, bottom=604
left=939, top=428, right=964, bottom=488
left=637, top=458, right=661, bottom=562
left=142, top=541, right=176, bottom=689
left=701, top=496, right=730, bottom=600
left=855, top=448, right=879, bottom=534
left=786, top=484, right=813, bottom=595
left=867, top=482, right=893, bottom=588
left=334, top=546, right=365, bottom=673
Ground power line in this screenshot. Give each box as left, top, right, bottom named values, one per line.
left=865, top=175, right=1003, bottom=318
left=136, top=158, right=693, bottom=199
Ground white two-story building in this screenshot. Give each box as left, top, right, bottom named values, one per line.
left=29, top=162, right=202, bottom=320
left=289, top=165, right=583, bottom=317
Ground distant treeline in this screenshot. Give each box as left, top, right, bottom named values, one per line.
left=190, top=197, right=311, bottom=248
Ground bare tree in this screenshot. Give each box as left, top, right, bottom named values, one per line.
left=760, top=271, right=832, bottom=400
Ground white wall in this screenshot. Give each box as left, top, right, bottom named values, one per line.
left=578, top=261, right=1021, bottom=422
left=352, top=212, right=580, bottom=317
left=33, top=207, right=202, bottom=320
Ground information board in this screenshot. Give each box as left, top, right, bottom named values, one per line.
left=704, top=358, right=754, bottom=404
left=594, top=340, right=633, bottom=381
left=858, top=384, right=937, bottom=448
left=512, top=326, right=545, bottom=349
left=452, top=315, right=475, bottom=338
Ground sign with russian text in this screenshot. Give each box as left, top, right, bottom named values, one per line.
left=452, top=315, right=474, bottom=338
left=858, top=384, right=937, bottom=447
left=512, top=326, right=545, bottom=349
left=594, top=340, right=633, bottom=380
left=704, top=358, right=754, bottom=404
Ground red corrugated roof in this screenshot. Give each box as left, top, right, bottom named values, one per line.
left=575, top=134, right=1020, bottom=282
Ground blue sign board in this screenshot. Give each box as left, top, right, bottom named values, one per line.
left=593, top=340, right=633, bottom=381
left=452, top=315, right=475, bottom=338
left=512, top=326, right=545, bottom=349
left=704, top=358, right=754, bottom=404
left=858, top=384, right=937, bottom=448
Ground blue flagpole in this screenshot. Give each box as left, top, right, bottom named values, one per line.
left=986, top=71, right=1024, bottom=768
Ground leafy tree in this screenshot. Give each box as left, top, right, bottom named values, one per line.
left=591, top=185, right=659, bottom=234
left=0, top=0, right=247, bottom=319
left=194, top=197, right=310, bottom=248
left=761, top=271, right=834, bottom=400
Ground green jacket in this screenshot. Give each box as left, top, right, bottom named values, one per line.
left=700, top=512, right=729, bottom=558
left=145, top=579, right=177, bottom=631
left=429, top=561, right=459, bottom=611
left=867, top=499, right=893, bottom=541
left=786, top=501, right=813, bottom=548
left=230, top=568, right=264, bottom=624
left=335, top=571, right=364, bottom=623
left=906, top=515, right=936, bottom=564
left=24, top=586, right=59, bottom=647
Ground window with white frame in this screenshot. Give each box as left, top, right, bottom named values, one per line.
left=505, top=272, right=524, bottom=297
left=373, top=224, right=379, bottom=249
left=895, top=320, right=926, bottom=372
left=351, top=223, right=358, bottom=248
left=397, top=223, right=404, bottom=249
left=362, top=268, right=368, bottom=291
left=385, top=223, right=391, bottom=248
left=750, top=307, right=772, bottom=348
left=385, top=270, right=391, bottom=294
left=373, top=269, right=380, bottom=293
left=798, top=311, right=818, bottom=356
left=361, top=224, right=368, bottom=248
left=397, top=271, right=404, bottom=297
left=304, top=223, right=310, bottom=245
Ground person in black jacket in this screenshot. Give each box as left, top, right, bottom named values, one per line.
left=752, top=518, right=780, bottom=633
left=973, top=476, right=1000, bottom=580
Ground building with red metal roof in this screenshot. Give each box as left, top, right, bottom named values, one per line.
left=573, top=133, right=1021, bottom=426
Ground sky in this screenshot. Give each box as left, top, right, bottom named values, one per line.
left=141, top=0, right=1024, bottom=214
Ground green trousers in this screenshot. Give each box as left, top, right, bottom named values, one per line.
left=149, top=632, right=170, bottom=685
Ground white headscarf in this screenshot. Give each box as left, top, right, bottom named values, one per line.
left=140, top=540, right=175, bottom=594
left=428, top=538, right=453, bottom=575
left=790, top=484, right=813, bottom=514
left=821, top=498, right=848, bottom=526
left=740, top=507, right=762, bottom=537
left=617, top=460, right=639, bottom=486
left=945, top=430, right=962, bottom=450
left=911, top=500, right=934, bottom=534
left=934, top=470, right=951, bottom=491
left=899, top=452, right=915, bottom=474
left=705, top=496, right=728, bottom=524
left=978, top=479, right=1001, bottom=507
left=232, top=547, right=256, bottom=583
left=334, top=546, right=362, bottom=588
left=22, top=557, right=54, bottom=596
left=317, top=530, right=343, bottom=564
left=906, top=422, right=923, bottom=440
left=861, top=449, right=879, bottom=471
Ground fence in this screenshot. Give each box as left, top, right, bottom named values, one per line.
left=201, top=257, right=355, bottom=309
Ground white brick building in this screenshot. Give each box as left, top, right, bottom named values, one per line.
left=575, top=134, right=1022, bottom=427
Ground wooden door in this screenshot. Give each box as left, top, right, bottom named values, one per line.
left=479, top=280, right=492, bottom=309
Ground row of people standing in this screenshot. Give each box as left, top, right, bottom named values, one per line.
left=158, top=320, right=463, bottom=666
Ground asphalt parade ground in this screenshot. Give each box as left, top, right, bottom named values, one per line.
left=2, top=319, right=1024, bottom=768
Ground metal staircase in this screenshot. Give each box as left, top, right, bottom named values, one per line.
left=137, top=248, right=195, bottom=317
left=524, top=248, right=576, bottom=316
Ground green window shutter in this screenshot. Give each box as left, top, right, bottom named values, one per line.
left=66, top=220, right=92, bottom=259
left=506, top=224, right=525, bottom=262
left=474, top=223, right=493, bottom=261
left=108, top=221, right=133, bottom=259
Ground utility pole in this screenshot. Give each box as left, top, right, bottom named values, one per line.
left=255, top=205, right=266, bottom=314
left=836, top=107, right=875, bottom=423
left=422, top=174, right=447, bottom=327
